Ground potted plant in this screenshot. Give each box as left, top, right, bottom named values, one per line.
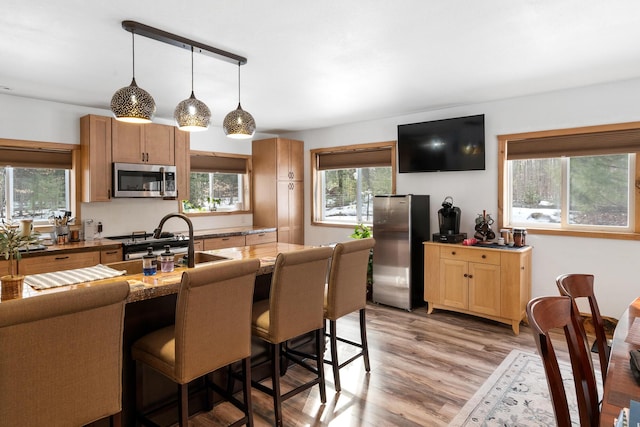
left=0, top=219, right=40, bottom=299
left=350, top=224, right=374, bottom=299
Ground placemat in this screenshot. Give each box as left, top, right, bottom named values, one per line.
left=24, top=264, right=127, bottom=290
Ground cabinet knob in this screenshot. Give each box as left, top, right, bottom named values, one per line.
left=468, top=274, right=473, bottom=279
left=463, top=273, right=468, bottom=278
left=481, top=254, right=486, bottom=259
left=451, top=251, right=456, bottom=255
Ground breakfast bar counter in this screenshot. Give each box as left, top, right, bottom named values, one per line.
left=12, top=242, right=308, bottom=302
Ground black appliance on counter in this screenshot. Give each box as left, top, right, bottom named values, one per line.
left=432, top=196, right=466, bottom=243
left=106, top=231, right=190, bottom=260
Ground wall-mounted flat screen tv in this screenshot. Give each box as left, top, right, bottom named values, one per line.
left=397, top=114, right=485, bottom=173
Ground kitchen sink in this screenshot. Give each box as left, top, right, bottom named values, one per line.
left=106, top=252, right=232, bottom=275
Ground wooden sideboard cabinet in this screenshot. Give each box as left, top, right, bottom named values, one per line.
left=424, top=242, right=532, bottom=334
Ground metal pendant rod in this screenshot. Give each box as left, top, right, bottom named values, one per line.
left=122, top=20, right=247, bottom=65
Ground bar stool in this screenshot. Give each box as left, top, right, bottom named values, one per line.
left=0, top=281, right=130, bottom=427
left=324, top=237, right=375, bottom=392
left=132, top=258, right=260, bottom=427
left=250, top=246, right=333, bottom=427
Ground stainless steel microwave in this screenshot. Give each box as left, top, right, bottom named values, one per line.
left=113, top=163, right=177, bottom=198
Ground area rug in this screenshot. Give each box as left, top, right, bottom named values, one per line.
left=449, top=349, right=602, bottom=426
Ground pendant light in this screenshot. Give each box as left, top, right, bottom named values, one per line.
left=174, top=47, right=211, bottom=132
left=111, top=32, right=156, bottom=123
left=223, top=63, right=256, bottom=139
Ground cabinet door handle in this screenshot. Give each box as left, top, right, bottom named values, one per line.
left=141, top=153, right=145, bottom=162
left=105, top=250, right=118, bottom=254
left=257, top=233, right=265, bottom=237
left=55, top=256, right=70, bottom=260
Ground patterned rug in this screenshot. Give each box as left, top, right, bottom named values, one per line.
left=449, top=349, right=602, bottom=426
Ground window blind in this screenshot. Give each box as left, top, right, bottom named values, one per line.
left=317, top=147, right=392, bottom=170
left=190, top=155, right=247, bottom=174
left=0, top=147, right=72, bottom=169
left=506, top=128, right=640, bottom=160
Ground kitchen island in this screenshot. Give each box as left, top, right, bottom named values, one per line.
left=5, top=242, right=315, bottom=426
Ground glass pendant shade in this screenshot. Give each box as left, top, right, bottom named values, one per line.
left=111, top=78, right=156, bottom=123
left=223, top=103, right=256, bottom=139
left=174, top=91, right=211, bottom=131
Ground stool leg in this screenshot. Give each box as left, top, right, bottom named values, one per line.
left=329, top=319, right=341, bottom=392
left=316, top=328, right=327, bottom=403
left=271, top=343, right=283, bottom=427
left=178, top=383, right=189, bottom=427
left=242, top=356, right=254, bottom=427
left=360, top=309, right=371, bottom=372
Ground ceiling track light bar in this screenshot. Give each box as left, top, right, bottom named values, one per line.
left=121, top=20, right=247, bottom=65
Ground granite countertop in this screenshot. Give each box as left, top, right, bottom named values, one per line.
left=8, top=242, right=310, bottom=304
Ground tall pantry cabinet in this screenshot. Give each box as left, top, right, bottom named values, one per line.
left=252, top=138, right=304, bottom=244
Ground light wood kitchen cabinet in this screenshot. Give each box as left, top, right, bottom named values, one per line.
left=245, top=231, right=277, bottom=245
left=252, top=138, right=304, bottom=244
left=424, top=242, right=531, bottom=335
left=19, top=251, right=101, bottom=276
left=80, top=114, right=112, bottom=202
left=100, top=248, right=123, bottom=264
left=111, top=121, right=175, bottom=165
left=203, top=235, right=245, bottom=250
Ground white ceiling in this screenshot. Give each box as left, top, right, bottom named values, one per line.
left=2, top=1, right=640, bottom=134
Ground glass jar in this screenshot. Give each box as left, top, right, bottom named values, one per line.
left=513, top=228, right=527, bottom=247
left=159, top=245, right=174, bottom=273
left=142, top=247, right=157, bottom=276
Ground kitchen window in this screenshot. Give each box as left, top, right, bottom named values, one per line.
left=182, top=151, right=251, bottom=214
left=311, top=141, right=396, bottom=227
left=0, top=140, right=78, bottom=226
left=498, top=122, right=640, bottom=239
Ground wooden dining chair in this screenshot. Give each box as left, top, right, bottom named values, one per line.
left=556, top=273, right=610, bottom=383
left=526, top=296, right=600, bottom=427
left=0, top=281, right=130, bottom=427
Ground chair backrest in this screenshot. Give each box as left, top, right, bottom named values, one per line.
left=268, top=246, right=334, bottom=344
left=0, top=281, right=130, bottom=427
left=556, top=273, right=609, bottom=382
left=526, top=296, right=600, bottom=427
left=174, top=258, right=260, bottom=383
left=325, top=238, right=376, bottom=320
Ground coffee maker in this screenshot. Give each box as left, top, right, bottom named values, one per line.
left=432, top=196, right=467, bottom=243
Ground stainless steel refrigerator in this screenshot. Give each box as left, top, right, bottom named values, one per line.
left=372, top=195, right=430, bottom=310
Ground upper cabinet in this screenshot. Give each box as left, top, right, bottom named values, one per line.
left=276, top=138, right=304, bottom=181
left=80, top=115, right=112, bottom=202
left=112, top=120, right=175, bottom=165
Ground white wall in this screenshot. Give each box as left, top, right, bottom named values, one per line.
left=284, top=78, right=640, bottom=319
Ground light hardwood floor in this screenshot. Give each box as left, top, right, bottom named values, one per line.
left=189, top=302, right=564, bottom=427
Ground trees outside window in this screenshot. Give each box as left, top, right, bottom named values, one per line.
left=499, top=122, right=639, bottom=238
left=312, top=141, right=396, bottom=227
left=1, top=167, right=70, bottom=223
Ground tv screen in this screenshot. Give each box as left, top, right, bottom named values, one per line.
left=397, top=114, right=485, bottom=173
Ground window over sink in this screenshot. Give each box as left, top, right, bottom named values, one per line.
left=181, top=151, right=251, bottom=214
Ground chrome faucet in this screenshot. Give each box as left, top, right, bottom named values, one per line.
left=153, top=213, right=194, bottom=268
